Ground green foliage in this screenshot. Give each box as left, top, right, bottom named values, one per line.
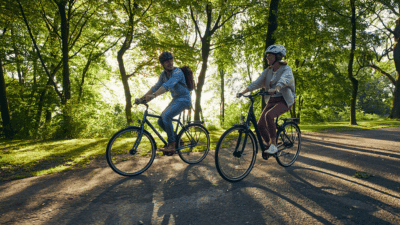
left=1, top=0, right=398, bottom=140
left=206, top=124, right=218, bottom=131
left=353, top=171, right=374, bottom=179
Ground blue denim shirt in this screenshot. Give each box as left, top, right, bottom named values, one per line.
left=151, top=67, right=191, bottom=105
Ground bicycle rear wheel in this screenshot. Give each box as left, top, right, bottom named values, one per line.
left=275, top=122, right=301, bottom=167
left=215, top=126, right=257, bottom=182
left=177, top=124, right=210, bottom=164
left=106, top=127, right=156, bottom=176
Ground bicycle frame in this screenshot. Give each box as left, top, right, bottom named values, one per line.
left=239, top=92, right=286, bottom=153
left=133, top=103, right=194, bottom=152
left=240, top=93, right=267, bottom=153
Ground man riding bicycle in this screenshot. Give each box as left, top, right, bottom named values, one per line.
left=135, top=52, right=191, bottom=154
left=237, top=45, right=296, bottom=158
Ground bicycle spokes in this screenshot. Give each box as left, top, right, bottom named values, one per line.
left=275, top=122, right=301, bottom=167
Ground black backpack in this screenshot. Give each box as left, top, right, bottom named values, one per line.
left=180, top=66, right=195, bottom=91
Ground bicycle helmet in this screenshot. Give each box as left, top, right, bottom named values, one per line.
left=265, top=45, right=286, bottom=56
left=159, top=52, right=173, bottom=63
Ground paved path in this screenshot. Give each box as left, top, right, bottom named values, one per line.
left=1, top=127, right=399, bottom=225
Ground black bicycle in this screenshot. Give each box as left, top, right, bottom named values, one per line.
left=106, top=102, right=210, bottom=176
left=215, top=90, right=301, bottom=182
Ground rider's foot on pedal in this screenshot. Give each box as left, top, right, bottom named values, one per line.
left=265, top=144, right=278, bottom=154
left=262, top=152, right=271, bottom=160
left=160, top=142, right=176, bottom=154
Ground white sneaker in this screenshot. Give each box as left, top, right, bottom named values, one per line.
left=266, top=144, right=278, bottom=154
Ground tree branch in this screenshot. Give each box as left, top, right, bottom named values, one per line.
left=375, top=11, right=394, bottom=34
left=369, top=64, right=396, bottom=84
left=323, top=2, right=349, bottom=18
left=212, top=7, right=247, bottom=33
left=127, top=59, right=155, bottom=78
left=190, top=6, right=203, bottom=40
left=17, top=0, right=62, bottom=98
left=142, top=0, right=153, bottom=16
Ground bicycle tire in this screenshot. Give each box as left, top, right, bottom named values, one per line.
left=177, top=123, right=210, bottom=164
left=275, top=122, right=301, bottom=167
left=215, top=126, right=257, bottom=182
left=106, top=127, right=156, bottom=176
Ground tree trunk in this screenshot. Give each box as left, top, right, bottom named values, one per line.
left=219, top=69, right=225, bottom=126
left=11, top=27, right=24, bottom=84
left=390, top=14, right=400, bottom=119
left=194, top=39, right=211, bottom=121
left=116, top=1, right=141, bottom=125
left=56, top=1, right=73, bottom=137
left=117, top=53, right=133, bottom=125
left=57, top=2, right=70, bottom=104
left=0, top=57, right=14, bottom=139
left=78, top=57, right=92, bottom=103
left=348, top=0, right=358, bottom=125
left=117, top=14, right=135, bottom=124
left=262, top=0, right=280, bottom=109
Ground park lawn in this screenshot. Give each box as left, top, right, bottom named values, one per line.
left=0, top=138, right=109, bottom=181
left=0, top=118, right=398, bottom=181
left=299, top=118, right=400, bottom=133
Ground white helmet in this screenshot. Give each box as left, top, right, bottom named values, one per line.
left=265, top=45, right=286, bottom=56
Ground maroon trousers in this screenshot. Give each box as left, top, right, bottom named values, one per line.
left=257, top=96, right=292, bottom=145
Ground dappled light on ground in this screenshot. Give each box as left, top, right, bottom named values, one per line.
left=0, top=127, right=399, bottom=224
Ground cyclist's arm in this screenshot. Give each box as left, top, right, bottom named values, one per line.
left=238, top=70, right=267, bottom=97
left=239, top=88, right=251, bottom=96
left=152, top=86, right=167, bottom=98
left=247, top=70, right=267, bottom=91
left=275, top=66, right=295, bottom=91
left=162, top=68, right=184, bottom=90
left=138, top=86, right=167, bottom=103
left=140, top=72, right=168, bottom=102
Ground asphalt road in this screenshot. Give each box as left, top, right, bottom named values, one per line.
left=1, top=127, right=399, bottom=225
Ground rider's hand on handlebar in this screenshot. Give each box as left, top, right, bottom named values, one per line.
left=267, top=88, right=277, bottom=95
left=144, top=95, right=153, bottom=102
left=236, top=93, right=243, bottom=98
left=135, top=98, right=146, bottom=104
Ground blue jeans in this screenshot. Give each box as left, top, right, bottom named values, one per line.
left=158, top=100, right=191, bottom=143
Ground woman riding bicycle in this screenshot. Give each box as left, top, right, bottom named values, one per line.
left=135, top=52, right=191, bottom=154
left=237, top=45, right=295, bottom=157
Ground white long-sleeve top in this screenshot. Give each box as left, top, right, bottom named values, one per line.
left=247, top=65, right=296, bottom=107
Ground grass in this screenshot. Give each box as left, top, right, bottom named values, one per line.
left=299, top=118, right=400, bottom=133
left=0, top=118, right=398, bottom=182
left=0, top=138, right=109, bottom=181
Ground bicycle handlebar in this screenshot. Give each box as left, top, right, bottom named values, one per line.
left=241, top=90, right=271, bottom=98
left=134, top=100, right=149, bottom=109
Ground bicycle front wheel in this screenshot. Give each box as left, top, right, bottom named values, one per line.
left=275, top=122, right=301, bottom=167
left=106, top=127, right=156, bottom=176
left=177, top=124, right=210, bottom=164
left=215, top=126, right=257, bottom=182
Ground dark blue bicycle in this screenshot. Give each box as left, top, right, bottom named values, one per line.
left=106, top=102, right=210, bottom=176
left=215, top=90, right=301, bottom=182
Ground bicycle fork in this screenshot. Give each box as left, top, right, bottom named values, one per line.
left=233, top=128, right=249, bottom=158
left=129, top=122, right=146, bottom=155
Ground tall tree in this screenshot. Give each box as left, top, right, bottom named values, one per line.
left=348, top=0, right=358, bottom=125
left=190, top=0, right=249, bottom=121
left=324, top=0, right=377, bottom=125
left=0, top=37, right=14, bottom=139
left=0, top=1, right=16, bottom=139
left=116, top=0, right=153, bottom=124
left=17, top=0, right=112, bottom=137
left=262, top=0, right=280, bottom=109
left=373, top=0, right=400, bottom=119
